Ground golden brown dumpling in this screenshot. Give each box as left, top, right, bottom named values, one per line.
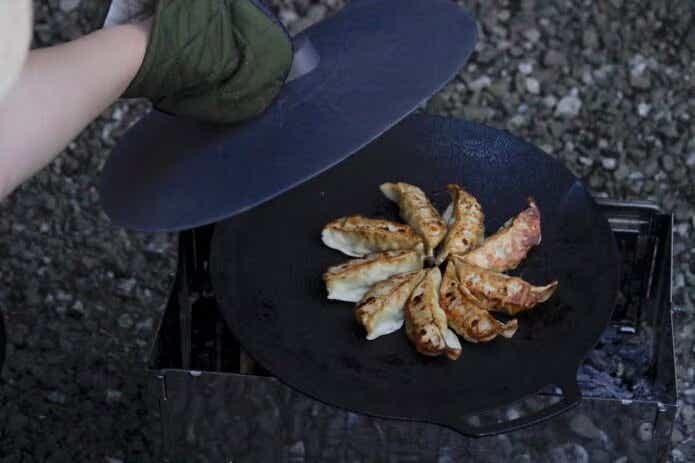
left=380, top=182, right=447, bottom=257
left=355, top=270, right=427, bottom=340
left=452, top=257, right=558, bottom=316
left=436, top=184, right=485, bottom=264
left=322, top=215, right=425, bottom=257
left=324, top=250, right=423, bottom=302
left=439, top=262, right=517, bottom=342
left=460, top=198, right=541, bottom=272
left=404, top=267, right=462, bottom=360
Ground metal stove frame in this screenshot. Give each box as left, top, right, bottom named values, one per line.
left=147, top=198, right=677, bottom=463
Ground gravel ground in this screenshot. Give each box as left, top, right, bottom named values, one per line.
left=0, top=0, right=693, bottom=461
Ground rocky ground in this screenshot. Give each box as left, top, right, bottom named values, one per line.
left=0, top=0, right=693, bottom=462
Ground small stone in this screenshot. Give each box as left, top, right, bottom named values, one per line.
left=497, top=9, right=511, bottom=21
left=661, top=154, right=676, bottom=171
left=115, top=278, right=137, bottom=296
left=549, top=443, right=589, bottom=463
left=543, top=95, right=558, bottom=108
left=601, top=157, right=617, bottom=170
left=686, top=153, right=695, bottom=167
left=630, top=74, right=651, bottom=89
left=543, top=49, right=567, bottom=68
left=59, top=0, right=80, bottom=12
left=578, top=156, right=593, bottom=166
left=136, top=318, right=154, bottom=332
left=117, top=313, right=134, bottom=329
left=613, top=457, right=628, bottom=463
left=106, top=389, right=123, bottom=404
left=523, top=28, right=541, bottom=42
left=105, top=458, right=124, bottom=463
left=583, top=28, right=599, bottom=49
left=278, top=9, right=299, bottom=25
left=525, top=77, right=540, bottom=94
left=681, top=404, right=695, bottom=421
left=671, top=449, right=685, bottom=462
left=637, top=422, right=653, bottom=441
left=555, top=95, right=582, bottom=118
left=518, top=62, right=534, bottom=75
left=47, top=391, right=66, bottom=404
left=570, top=414, right=602, bottom=439
left=637, top=102, right=651, bottom=117
left=67, top=300, right=85, bottom=319
left=644, top=160, right=659, bottom=176
left=468, top=76, right=492, bottom=92
left=307, top=5, right=327, bottom=21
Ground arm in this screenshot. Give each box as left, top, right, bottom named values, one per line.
left=0, top=20, right=151, bottom=200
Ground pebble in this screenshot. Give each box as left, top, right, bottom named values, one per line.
left=544, top=49, right=567, bottom=67
left=548, top=443, right=589, bottom=463
left=671, top=449, right=686, bottom=462
left=555, top=95, right=582, bottom=118
left=637, top=422, right=653, bottom=441
left=543, top=95, right=558, bottom=108
left=569, top=414, right=602, bottom=439
left=687, top=152, right=695, bottom=167
left=681, top=404, right=695, bottom=421
left=637, top=103, right=651, bottom=117
left=613, top=457, right=628, bottom=463
left=468, top=76, right=492, bottom=92
left=47, top=391, right=67, bottom=405
left=59, top=0, right=80, bottom=12
left=601, top=157, right=618, bottom=170
left=525, top=77, right=541, bottom=94
left=578, top=156, right=594, bottom=166
left=117, top=313, right=134, bottom=330
left=518, top=62, right=534, bottom=75
left=106, top=389, right=123, bottom=404
left=661, top=154, right=676, bottom=172
left=583, top=28, right=599, bottom=49
left=523, top=28, right=541, bottom=42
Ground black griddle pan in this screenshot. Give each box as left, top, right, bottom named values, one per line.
left=210, top=115, right=620, bottom=436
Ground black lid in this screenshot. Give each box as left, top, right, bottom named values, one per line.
left=100, top=0, right=477, bottom=231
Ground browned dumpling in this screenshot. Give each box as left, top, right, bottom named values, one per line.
left=355, top=270, right=427, bottom=340
left=380, top=182, right=447, bottom=257
left=452, top=257, right=558, bottom=316
left=322, top=215, right=425, bottom=257
left=404, top=267, right=462, bottom=360
left=460, top=198, right=541, bottom=272
left=436, top=184, right=485, bottom=264
left=439, top=262, right=517, bottom=342
left=324, top=250, right=424, bottom=302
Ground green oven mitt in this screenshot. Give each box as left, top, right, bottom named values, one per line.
left=123, top=0, right=293, bottom=124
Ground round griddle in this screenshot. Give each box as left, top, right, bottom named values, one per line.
left=99, top=0, right=477, bottom=232
left=210, top=115, right=620, bottom=436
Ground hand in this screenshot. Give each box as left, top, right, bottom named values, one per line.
left=122, top=0, right=293, bottom=124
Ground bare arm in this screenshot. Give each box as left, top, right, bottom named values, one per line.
left=0, top=20, right=151, bottom=200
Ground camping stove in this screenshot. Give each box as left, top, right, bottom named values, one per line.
left=148, top=198, right=676, bottom=463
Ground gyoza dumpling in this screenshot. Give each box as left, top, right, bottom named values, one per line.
left=404, top=267, right=462, bottom=360
left=452, top=257, right=558, bottom=316
left=355, top=270, right=427, bottom=340
left=435, top=184, right=485, bottom=264
left=323, top=250, right=423, bottom=302
left=322, top=215, right=425, bottom=257
left=439, top=261, right=517, bottom=342
left=460, top=198, right=541, bottom=272
left=380, top=182, right=447, bottom=257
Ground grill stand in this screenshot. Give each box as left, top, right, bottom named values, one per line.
left=147, top=199, right=677, bottom=462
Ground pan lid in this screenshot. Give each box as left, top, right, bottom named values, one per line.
left=99, top=0, right=477, bottom=231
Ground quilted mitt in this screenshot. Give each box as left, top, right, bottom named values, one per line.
left=123, top=0, right=293, bottom=124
